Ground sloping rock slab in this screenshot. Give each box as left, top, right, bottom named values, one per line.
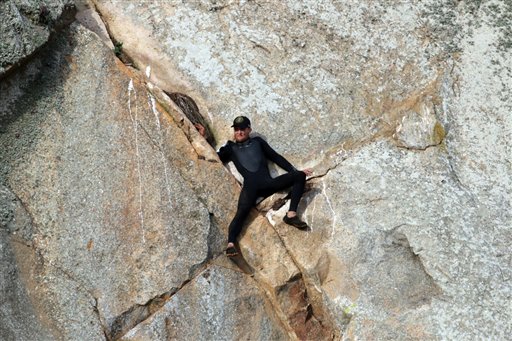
left=0, top=0, right=75, bottom=78
left=0, top=23, right=239, bottom=339
left=121, top=265, right=289, bottom=341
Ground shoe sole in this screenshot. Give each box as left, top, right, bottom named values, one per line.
left=283, top=220, right=309, bottom=230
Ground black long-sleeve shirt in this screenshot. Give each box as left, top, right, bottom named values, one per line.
left=218, top=137, right=296, bottom=184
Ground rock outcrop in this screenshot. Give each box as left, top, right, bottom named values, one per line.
left=1, top=1, right=510, bottom=340
left=0, top=0, right=75, bottom=78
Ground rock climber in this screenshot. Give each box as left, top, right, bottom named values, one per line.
left=195, top=116, right=313, bottom=257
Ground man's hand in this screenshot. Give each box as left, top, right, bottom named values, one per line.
left=302, top=168, right=313, bottom=177
left=194, top=123, right=206, bottom=137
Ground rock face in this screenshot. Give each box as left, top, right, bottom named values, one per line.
left=0, top=0, right=75, bottom=78
left=1, top=1, right=511, bottom=340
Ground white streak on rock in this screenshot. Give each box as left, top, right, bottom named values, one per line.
left=147, top=92, right=174, bottom=210
left=310, top=196, right=317, bottom=229
left=322, top=180, right=337, bottom=239
left=266, top=210, right=276, bottom=227
left=145, top=65, right=151, bottom=78
left=128, top=79, right=145, bottom=244
left=149, top=94, right=159, bottom=129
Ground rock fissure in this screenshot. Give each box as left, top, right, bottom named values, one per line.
left=90, top=3, right=216, bottom=159
left=6, top=236, right=33, bottom=249
left=146, top=82, right=219, bottom=162
left=108, top=280, right=193, bottom=340
left=252, top=278, right=302, bottom=340
left=166, top=92, right=215, bottom=146
left=395, top=138, right=444, bottom=152
left=91, top=296, right=110, bottom=341
left=264, top=221, right=338, bottom=339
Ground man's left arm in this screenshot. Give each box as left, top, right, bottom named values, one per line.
left=257, top=137, right=295, bottom=171
left=258, top=137, right=307, bottom=173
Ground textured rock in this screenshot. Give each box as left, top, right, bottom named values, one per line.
left=1, top=0, right=511, bottom=340
left=393, top=100, right=445, bottom=150
left=0, top=0, right=75, bottom=78
left=92, top=0, right=445, bottom=166
left=0, top=185, right=54, bottom=340
left=92, top=0, right=511, bottom=339
left=121, top=265, right=289, bottom=341
left=0, top=23, right=240, bottom=340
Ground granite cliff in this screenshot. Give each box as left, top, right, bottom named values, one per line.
left=1, top=1, right=510, bottom=340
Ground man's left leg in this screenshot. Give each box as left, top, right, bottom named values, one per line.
left=260, top=170, right=308, bottom=229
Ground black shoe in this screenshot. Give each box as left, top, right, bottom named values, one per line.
left=283, top=215, right=308, bottom=230
left=225, top=246, right=238, bottom=257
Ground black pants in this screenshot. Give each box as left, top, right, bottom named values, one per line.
left=228, top=170, right=306, bottom=243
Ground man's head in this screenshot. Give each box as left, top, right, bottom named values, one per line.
left=231, top=116, right=252, bottom=142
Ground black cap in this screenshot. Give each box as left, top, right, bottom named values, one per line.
left=231, top=116, right=251, bottom=129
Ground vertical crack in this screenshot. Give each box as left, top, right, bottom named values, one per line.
left=166, top=92, right=215, bottom=146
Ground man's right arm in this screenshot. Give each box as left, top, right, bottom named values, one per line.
left=195, top=123, right=231, bottom=163
left=217, top=143, right=232, bottom=163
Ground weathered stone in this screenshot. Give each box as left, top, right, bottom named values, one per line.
left=0, top=185, right=54, bottom=340
left=0, top=0, right=76, bottom=78
left=120, top=265, right=290, bottom=341
left=0, top=23, right=239, bottom=340
left=393, top=100, right=445, bottom=150
left=91, top=1, right=445, bottom=166
left=238, top=213, right=338, bottom=339
left=1, top=0, right=510, bottom=340
left=75, top=0, right=114, bottom=49
left=267, top=137, right=510, bottom=339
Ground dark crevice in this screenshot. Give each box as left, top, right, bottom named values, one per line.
left=262, top=209, right=339, bottom=338
left=166, top=92, right=215, bottom=146
left=90, top=2, right=133, bottom=67
left=93, top=5, right=214, bottom=151
left=107, top=258, right=218, bottom=341
left=48, top=264, right=111, bottom=338
left=209, top=4, right=229, bottom=12
left=0, top=3, right=77, bottom=81
left=250, top=40, right=271, bottom=54
left=274, top=272, right=336, bottom=340
left=91, top=296, right=110, bottom=341
left=107, top=215, right=220, bottom=340
left=396, top=139, right=444, bottom=152
left=108, top=289, right=176, bottom=340
left=205, top=212, right=224, bottom=260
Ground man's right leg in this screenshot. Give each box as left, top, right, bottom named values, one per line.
left=282, top=171, right=308, bottom=229
left=226, top=187, right=257, bottom=255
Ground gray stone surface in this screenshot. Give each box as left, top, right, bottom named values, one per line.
left=92, top=1, right=448, bottom=165
left=0, top=0, right=75, bottom=77
left=92, top=0, right=511, bottom=339
left=121, top=265, right=289, bottom=341
left=0, top=23, right=239, bottom=340
left=0, top=0, right=510, bottom=340
left=0, top=185, right=54, bottom=341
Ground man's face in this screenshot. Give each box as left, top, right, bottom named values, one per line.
left=233, top=126, right=251, bottom=142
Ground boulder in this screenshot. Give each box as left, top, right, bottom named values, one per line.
left=92, top=1, right=511, bottom=339
left=0, top=0, right=510, bottom=339
left=0, top=23, right=239, bottom=339
left=0, top=0, right=76, bottom=78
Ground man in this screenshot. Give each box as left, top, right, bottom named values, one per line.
left=196, top=116, right=312, bottom=257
